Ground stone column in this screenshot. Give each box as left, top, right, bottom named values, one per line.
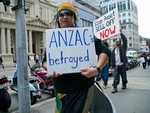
left=7, top=28, right=11, bottom=54
left=43, top=31, right=46, bottom=48
left=29, top=30, right=33, bottom=53
left=1, top=28, right=6, bottom=54
left=26, top=30, right=29, bottom=53
left=36, top=33, right=40, bottom=54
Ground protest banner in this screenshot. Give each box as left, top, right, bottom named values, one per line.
left=93, top=8, right=120, bottom=41
left=140, top=45, right=149, bottom=52
left=45, top=27, right=97, bottom=74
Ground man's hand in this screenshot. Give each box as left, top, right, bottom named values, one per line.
left=80, top=68, right=98, bottom=78
left=51, top=71, right=62, bottom=77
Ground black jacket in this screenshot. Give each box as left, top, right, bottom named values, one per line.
left=0, top=57, right=3, bottom=63
left=111, top=33, right=127, bottom=68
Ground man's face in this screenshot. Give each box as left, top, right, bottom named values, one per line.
left=58, top=10, right=75, bottom=28
left=115, top=39, right=121, bottom=47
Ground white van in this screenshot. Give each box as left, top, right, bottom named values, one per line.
left=126, top=50, right=137, bottom=57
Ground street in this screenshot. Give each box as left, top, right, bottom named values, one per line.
left=103, top=65, right=150, bottom=113
left=0, top=68, right=54, bottom=113
left=0, top=65, right=150, bottom=113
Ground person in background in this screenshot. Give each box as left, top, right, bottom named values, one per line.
left=0, top=55, right=5, bottom=69
left=133, top=52, right=138, bottom=60
left=111, top=31, right=128, bottom=93
left=98, top=42, right=110, bottom=89
left=147, top=54, right=150, bottom=67
left=140, top=52, right=147, bottom=69
left=28, top=55, right=31, bottom=68
left=42, top=2, right=110, bottom=113
left=35, top=54, right=40, bottom=65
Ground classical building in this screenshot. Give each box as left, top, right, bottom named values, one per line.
left=0, top=0, right=57, bottom=67
left=0, top=0, right=101, bottom=68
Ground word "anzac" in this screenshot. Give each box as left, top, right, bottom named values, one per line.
left=48, top=29, right=93, bottom=48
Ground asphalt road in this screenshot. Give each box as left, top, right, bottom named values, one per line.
left=102, top=65, right=150, bottom=113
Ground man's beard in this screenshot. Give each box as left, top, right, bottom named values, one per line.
left=116, top=43, right=121, bottom=47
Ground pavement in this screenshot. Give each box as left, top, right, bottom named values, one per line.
left=1, top=65, right=150, bottom=113
left=11, top=98, right=56, bottom=113
left=0, top=67, right=15, bottom=72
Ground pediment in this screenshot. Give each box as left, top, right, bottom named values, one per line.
left=26, top=18, right=49, bottom=27
left=39, top=0, right=47, bottom=3
left=39, top=0, right=50, bottom=4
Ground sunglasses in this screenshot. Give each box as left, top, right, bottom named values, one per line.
left=58, top=11, right=74, bottom=17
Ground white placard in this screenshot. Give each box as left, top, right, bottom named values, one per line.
left=140, top=45, right=149, bottom=52
left=46, top=27, right=97, bottom=74
left=140, top=57, right=145, bottom=63
left=93, top=8, right=120, bottom=41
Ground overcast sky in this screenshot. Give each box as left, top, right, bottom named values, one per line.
left=133, top=0, right=150, bottom=38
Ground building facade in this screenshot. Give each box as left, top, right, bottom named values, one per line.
left=0, top=0, right=101, bottom=67
left=0, top=0, right=57, bottom=67
left=100, top=0, right=139, bottom=51
left=2, top=0, right=140, bottom=67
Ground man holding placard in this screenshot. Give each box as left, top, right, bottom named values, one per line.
left=42, top=2, right=110, bottom=113
left=111, top=30, right=128, bottom=93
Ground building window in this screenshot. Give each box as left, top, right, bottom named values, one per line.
left=129, top=43, right=132, bottom=47
left=122, top=13, right=126, bottom=17
left=101, top=6, right=108, bottom=15
left=80, top=18, right=92, bottom=27
left=128, top=12, right=131, bottom=16
left=124, top=25, right=126, bottom=29
left=131, top=1, right=134, bottom=10
left=133, top=26, right=134, bottom=29
left=119, top=20, right=121, bottom=24
left=105, top=6, right=108, bottom=14
left=123, top=19, right=126, bottom=23
left=129, top=37, right=132, bottom=40
left=40, top=7, right=43, bottom=19
left=128, top=19, right=131, bottom=22
left=123, top=1, right=126, bottom=10
left=128, top=0, right=130, bottom=10
left=80, top=19, right=83, bottom=27
left=129, top=25, right=131, bottom=29
left=120, top=2, right=123, bottom=11
left=117, top=3, right=120, bottom=11
left=121, top=25, right=126, bottom=29
left=114, top=3, right=116, bottom=9
left=109, top=4, right=112, bottom=11
left=119, top=14, right=121, bottom=18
